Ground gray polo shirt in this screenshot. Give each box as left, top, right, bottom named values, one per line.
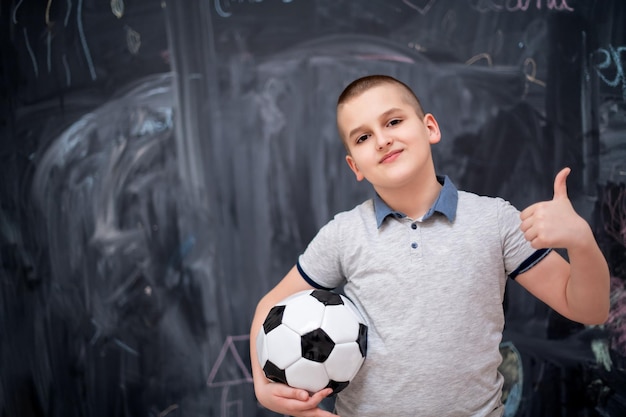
left=297, top=176, right=549, bottom=417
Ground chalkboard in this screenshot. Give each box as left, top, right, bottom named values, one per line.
left=1, top=0, right=625, bottom=416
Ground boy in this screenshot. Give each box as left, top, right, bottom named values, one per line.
left=249, top=75, right=610, bottom=416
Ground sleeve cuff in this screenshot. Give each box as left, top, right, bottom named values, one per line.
left=509, top=248, right=552, bottom=280
left=296, top=261, right=334, bottom=290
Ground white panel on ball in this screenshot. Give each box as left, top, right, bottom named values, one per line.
left=324, top=342, right=366, bottom=382
left=286, top=359, right=330, bottom=393
left=281, top=295, right=326, bottom=335
left=256, top=329, right=268, bottom=366
left=320, top=304, right=360, bottom=344
left=265, top=324, right=302, bottom=369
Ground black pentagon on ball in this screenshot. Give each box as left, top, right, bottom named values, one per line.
left=357, top=323, right=368, bottom=357
left=263, top=360, right=288, bottom=385
left=301, top=328, right=335, bottom=362
left=326, top=380, right=350, bottom=395
left=263, top=305, right=285, bottom=334
left=310, top=289, right=344, bottom=306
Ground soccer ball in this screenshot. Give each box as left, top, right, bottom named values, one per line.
left=256, top=289, right=368, bottom=394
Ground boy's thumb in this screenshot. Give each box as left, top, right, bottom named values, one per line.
left=553, top=167, right=571, bottom=200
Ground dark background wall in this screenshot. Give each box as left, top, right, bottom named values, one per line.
left=1, top=0, right=625, bottom=416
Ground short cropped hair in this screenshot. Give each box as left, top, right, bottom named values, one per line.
left=337, top=75, right=425, bottom=118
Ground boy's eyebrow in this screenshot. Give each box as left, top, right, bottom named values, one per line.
left=347, top=108, right=403, bottom=139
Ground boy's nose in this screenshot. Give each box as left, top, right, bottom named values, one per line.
left=376, top=134, right=392, bottom=150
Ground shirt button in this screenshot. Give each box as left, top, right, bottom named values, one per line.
left=411, top=242, right=418, bottom=249
left=411, top=223, right=417, bottom=230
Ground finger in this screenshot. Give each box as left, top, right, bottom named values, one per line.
left=519, top=202, right=537, bottom=221
left=553, top=167, right=571, bottom=200
left=297, top=389, right=335, bottom=416
left=310, top=388, right=333, bottom=404
left=274, top=385, right=310, bottom=402
left=523, top=227, right=538, bottom=245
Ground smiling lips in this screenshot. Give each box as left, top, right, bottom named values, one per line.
left=380, top=149, right=403, bottom=164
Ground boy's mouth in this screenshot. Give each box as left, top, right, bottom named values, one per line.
left=380, top=149, right=402, bottom=164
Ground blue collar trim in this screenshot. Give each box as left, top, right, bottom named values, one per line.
left=374, top=175, right=458, bottom=228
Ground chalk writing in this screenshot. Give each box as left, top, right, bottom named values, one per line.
left=466, top=53, right=493, bottom=66
left=524, top=57, right=546, bottom=86
left=11, top=0, right=24, bottom=24
left=111, top=0, right=125, bottom=18
left=157, top=404, right=179, bottom=417
left=126, top=26, right=142, bottom=55
left=520, top=57, right=546, bottom=99
left=45, top=0, right=53, bottom=25
left=10, top=0, right=159, bottom=91
left=214, top=0, right=295, bottom=18
left=77, top=0, right=97, bottom=80
left=469, top=0, right=574, bottom=13
left=65, top=0, right=73, bottom=27
left=402, top=0, right=437, bottom=15
left=23, top=27, right=38, bottom=77
left=594, top=45, right=626, bottom=101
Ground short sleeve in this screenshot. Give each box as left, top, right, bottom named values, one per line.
left=297, top=217, right=346, bottom=290
left=498, top=198, right=551, bottom=278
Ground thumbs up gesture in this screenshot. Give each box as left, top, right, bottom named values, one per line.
left=520, top=167, right=592, bottom=250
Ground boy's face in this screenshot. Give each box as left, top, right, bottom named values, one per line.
left=337, top=83, right=441, bottom=190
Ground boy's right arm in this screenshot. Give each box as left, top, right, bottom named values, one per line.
left=250, top=265, right=337, bottom=417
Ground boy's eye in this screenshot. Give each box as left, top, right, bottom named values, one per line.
left=388, top=119, right=401, bottom=126
left=356, top=134, right=369, bottom=144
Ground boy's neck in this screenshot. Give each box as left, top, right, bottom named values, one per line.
left=375, top=175, right=442, bottom=220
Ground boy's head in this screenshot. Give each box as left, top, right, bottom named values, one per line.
left=336, top=75, right=425, bottom=149
left=335, top=74, right=441, bottom=187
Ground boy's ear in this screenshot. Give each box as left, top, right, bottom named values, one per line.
left=345, top=155, right=365, bottom=182
left=424, top=113, right=441, bottom=144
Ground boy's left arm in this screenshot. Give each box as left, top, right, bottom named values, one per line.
left=514, top=167, right=610, bottom=325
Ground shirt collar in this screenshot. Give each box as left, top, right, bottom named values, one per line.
left=374, top=175, right=458, bottom=228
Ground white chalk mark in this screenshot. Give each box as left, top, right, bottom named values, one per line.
left=157, top=404, right=179, bottom=417
left=125, top=25, right=141, bottom=55
left=111, top=0, right=124, bottom=18
left=214, top=0, right=232, bottom=18
left=591, top=339, right=612, bottom=372
left=65, top=0, right=73, bottom=27
left=23, top=27, right=39, bottom=78
left=62, top=53, right=72, bottom=86
left=355, top=54, right=414, bottom=63
left=45, top=0, right=53, bottom=27
left=12, top=0, right=24, bottom=24
left=466, top=53, right=493, bottom=67
left=114, top=338, right=139, bottom=356
left=402, top=0, right=436, bottom=15
left=77, top=0, right=97, bottom=80
left=598, top=46, right=625, bottom=87
left=594, top=45, right=626, bottom=100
